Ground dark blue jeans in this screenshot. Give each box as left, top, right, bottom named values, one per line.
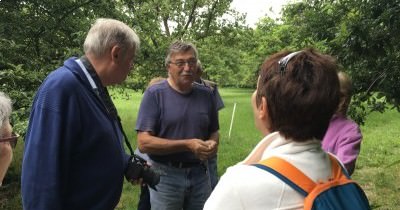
left=208, top=156, right=219, bottom=189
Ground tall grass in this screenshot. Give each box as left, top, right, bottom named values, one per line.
left=1, top=88, right=399, bottom=209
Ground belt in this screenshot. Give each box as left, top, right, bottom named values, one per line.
left=162, top=161, right=203, bottom=168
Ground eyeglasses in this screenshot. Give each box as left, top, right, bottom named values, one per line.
left=0, top=132, right=19, bottom=148
left=169, top=59, right=197, bottom=67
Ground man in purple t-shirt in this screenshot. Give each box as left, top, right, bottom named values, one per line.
left=135, top=40, right=219, bottom=210
left=194, top=60, right=224, bottom=190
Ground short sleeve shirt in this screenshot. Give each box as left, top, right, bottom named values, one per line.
left=135, top=80, right=219, bottom=162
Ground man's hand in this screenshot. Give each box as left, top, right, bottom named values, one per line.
left=188, top=139, right=216, bottom=161
left=205, top=140, right=218, bottom=156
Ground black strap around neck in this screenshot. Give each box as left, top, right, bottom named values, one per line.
left=79, top=56, right=134, bottom=155
left=80, top=56, right=119, bottom=120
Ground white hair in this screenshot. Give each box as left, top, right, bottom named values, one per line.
left=0, top=92, right=12, bottom=137
left=83, top=18, right=140, bottom=58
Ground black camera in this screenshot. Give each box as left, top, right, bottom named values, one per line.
left=125, top=154, right=160, bottom=190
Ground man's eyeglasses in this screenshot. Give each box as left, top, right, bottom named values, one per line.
left=0, top=133, right=19, bottom=148
left=169, top=59, right=197, bottom=67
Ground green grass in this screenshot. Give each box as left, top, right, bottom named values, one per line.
left=352, top=109, right=400, bottom=209
left=1, top=88, right=399, bottom=209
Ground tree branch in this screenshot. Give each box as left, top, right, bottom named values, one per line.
left=180, top=0, right=199, bottom=37
left=199, top=0, right=219, bottom=40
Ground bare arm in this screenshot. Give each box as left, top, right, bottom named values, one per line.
left=205, top=131, right=219, bottom=157
left=137, top=131, right=214, bottom=160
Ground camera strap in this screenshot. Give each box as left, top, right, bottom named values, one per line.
left=75, top=56, right=134, bottom=155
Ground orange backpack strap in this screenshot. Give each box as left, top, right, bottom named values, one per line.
left=257, top=157, right=316, bottom=196
left=319, top=154, right=344, bottom=180
left=256, top=154, right=345, bottom=196
left=327, top=154, right=351, bottom=181
left=255, top=154, right=368, bottom=210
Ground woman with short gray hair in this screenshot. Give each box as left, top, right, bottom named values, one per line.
left=0, top=91, right=14, bottom=187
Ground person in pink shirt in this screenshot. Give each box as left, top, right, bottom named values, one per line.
left=322, top=71, right=362, bottom=175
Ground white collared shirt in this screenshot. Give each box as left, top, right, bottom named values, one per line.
left=204, top=132, right=332, bottom=210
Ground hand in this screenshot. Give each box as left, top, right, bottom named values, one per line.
left=189, top=139, right=213, bottom=161
left=205, top=140, right=218, bottom=157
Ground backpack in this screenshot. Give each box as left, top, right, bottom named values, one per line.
left=253, top=154, right=371, bottom=210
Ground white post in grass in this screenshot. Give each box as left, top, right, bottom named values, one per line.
left=228, top=102, right=237, bottom=140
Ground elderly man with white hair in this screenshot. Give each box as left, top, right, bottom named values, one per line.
left=22, top=18, right=141, bottom=209
left=0, top=91, right=15, bottom=187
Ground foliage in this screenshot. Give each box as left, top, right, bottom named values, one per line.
left=2, top=0, right=400, bottom=127
left=0, top=0, right=134, bottom=135
left=0, top=0, right=122, bottom=71
left=122, top=0, right=248, bottom=87
left=274, top=0, right=400, bottom=124
left=0, top=65, right=44, bottom=135
left=1, top=0, right=250, bottom=136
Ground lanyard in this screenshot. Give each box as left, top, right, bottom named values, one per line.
left=75, top=58, right=134, bottom=155
left=75, top=59, right=98, bottom=90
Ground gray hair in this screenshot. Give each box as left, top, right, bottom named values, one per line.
left=165, top=40, right=198, bottom=66
left=84, top=18, right=140, bottom=59
left=197, top=60, right=203, bottom=72
left=0, top=92, right=12, bottom=137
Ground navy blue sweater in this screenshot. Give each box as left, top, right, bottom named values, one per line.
left=22, top=57, right=129, bottom=209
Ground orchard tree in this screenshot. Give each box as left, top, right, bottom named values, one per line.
left=0, top=0, right=136, bottom=133
left=0, top=0, right=247, bottom=134
left=278, top=0, right=400, bottom=124
left=121, top=0, right=247, bottom=88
